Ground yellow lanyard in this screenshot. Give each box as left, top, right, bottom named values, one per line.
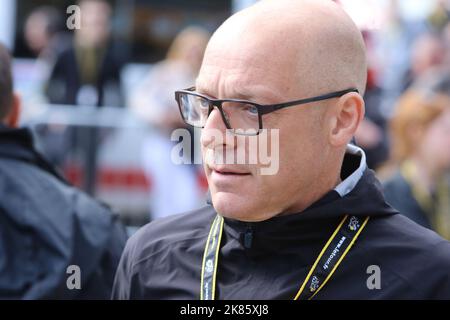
left=200, top=214, right=369, bottom=300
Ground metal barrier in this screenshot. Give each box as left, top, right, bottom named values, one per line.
left=25, top=104, right=153, bottom=226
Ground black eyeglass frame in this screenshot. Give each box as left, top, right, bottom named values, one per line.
left=175, top=86, right=359, bottom=134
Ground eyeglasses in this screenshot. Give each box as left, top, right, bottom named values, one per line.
left=175, top=86, right=359, bottom=136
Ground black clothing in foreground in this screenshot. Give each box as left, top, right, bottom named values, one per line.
left=0, top=125, right=127, bottom=299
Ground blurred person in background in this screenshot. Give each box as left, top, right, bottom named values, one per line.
left=24, top=6, right=71, bottom=82
left=401, top=32, right=446, bottom=92
left=374, top=1, right=446, bottom=124
left=383, top=89, right=450, bottom=239
left=428, top=0, right=450, bottom=31
left=43, top=0, right=127, bottom=194
left=129, top=26, right=210, bottom=219
left=46, top=0, right=124, bottom=107
left=24, top=6, right=73, bottom=167
left=441, top=21, right=450, bottom=64
left=0, top=43, right=127, bottom=299
left=130, top=26, right=209, bottom=129
left=354, top=31, right=389, bottom=170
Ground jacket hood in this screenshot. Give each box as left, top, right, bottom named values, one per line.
left=0, top=124, right=66, bottom=182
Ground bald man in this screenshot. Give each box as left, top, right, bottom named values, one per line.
left=112, top=0, right=450, bottom=299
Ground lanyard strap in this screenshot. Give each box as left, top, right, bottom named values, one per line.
left=200, top=214, right=224, bottom=300
left=200, top=214, right=369, bottom=300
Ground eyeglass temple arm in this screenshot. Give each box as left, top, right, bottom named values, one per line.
left=259, top=88, right=359, bottom=114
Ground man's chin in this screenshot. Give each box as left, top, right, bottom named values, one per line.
left=211, top=191, right=252, bottom=220
left=211, top=191, right=273, bottom=222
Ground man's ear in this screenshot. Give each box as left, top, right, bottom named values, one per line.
left=328, top=92, right=365, bottom=147
left=4, top=93, right=21, bottom=128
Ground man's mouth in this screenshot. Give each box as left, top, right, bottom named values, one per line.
left=209, top=166, right=251, bottom=176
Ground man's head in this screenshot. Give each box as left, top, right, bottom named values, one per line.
left=0, top=43, right=20, bottom=128
left=196, top=0, right=367, bottom=221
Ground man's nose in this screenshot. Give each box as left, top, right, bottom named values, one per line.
left=201, top=107, right=228, bottom=148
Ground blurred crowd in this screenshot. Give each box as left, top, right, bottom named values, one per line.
left=1, top=0, right=450, bottom=298
left=16, top=0, right=213, bottom=224
left=350, top=0, right=450, bottom=239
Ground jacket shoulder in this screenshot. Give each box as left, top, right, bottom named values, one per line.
left=361, top=214, right=450, bottom=298
left=366, top=214, right=450, bottom=261
left=0, top=157, right=114, bottom=226
left=124, top=205, right=215, bottom=266
left=111, top=205, right=215, bottom=299
left=0, top=155, right=127, bottom=298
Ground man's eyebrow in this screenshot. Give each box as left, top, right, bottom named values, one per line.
left=194, top=81, right=217, bottom=98
left=196, top=88, right=217, bottom=99
left=194, top=81, right=280, bottom=103
left=229, top=91, right=257, bottom=101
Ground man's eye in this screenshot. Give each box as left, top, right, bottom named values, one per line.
left=199, top=98, right=209, bottom=108
left=244, top=105, right=258, bottom=115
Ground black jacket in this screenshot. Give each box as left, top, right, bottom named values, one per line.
left=46, top=43, right=124, bottom=107
left=383, top=171, right=433, bottom=230
left=112, top=153, right=450, bottom=300
left=0, top=125, right=127, bottom=299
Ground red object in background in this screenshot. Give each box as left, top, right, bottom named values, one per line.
left=367, top=68, right=377, bottom=90
left=64, top=164, right=152, bottom=191
left=64, top=164, right=83, bottom=187
left=64, top=164, right=208, bottom=193
left=196, top=169, right=209, bottom=192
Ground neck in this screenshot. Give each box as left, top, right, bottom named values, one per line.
left=281, top=148, right=346, bottom=216
left=280, top=168, right=342, bottom=216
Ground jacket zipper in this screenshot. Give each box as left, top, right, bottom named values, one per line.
left=244, top=224, right=254, bottom=249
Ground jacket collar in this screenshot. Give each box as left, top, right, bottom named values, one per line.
left=0, top=124, right=67, bottom=183
left=334, top=144, right=367, bottom=197
left=0, top=124, right=35, bottom=152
